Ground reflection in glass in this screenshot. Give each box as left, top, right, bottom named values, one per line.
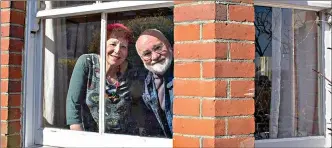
left=43, top=14, right=101, bottom=133
left=254, top=6, right=321, bottom=140
left=101, top=7, right=174, bottom=137
left=40, top=1, right=96, bottom=10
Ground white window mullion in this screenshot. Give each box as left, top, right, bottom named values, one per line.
left=98, top=12, right=107, bottom=134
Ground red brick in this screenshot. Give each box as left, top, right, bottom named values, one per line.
left=1, top=1, right=10, bottom=8
left=173, top=117, right=225, bottom=136
left=12, top=1, right=26, bottom=11
left=0, top=2, right=24, bottom=10
left=10, top=10, right=25, bottom=25
left=173, top=98, right=200, bottom=116
left=1, top=108, right=8, bottom=120
left=228, top=117, right=255, bottom=135
left=231, top=81, right=254, bottom=98
left=173, top=135, right=200, bottom=148
left=174, top=24, right=200, bottom=41
left=1, top=94, right=21, bottom=107
left=1, top=135, right=7, bottom=148
left=1, top=108, right=21, bottom=120
left=1, top=25, right=25, bottom=38
left=174, top=43, right=227, bottom=59
left=174, top=4, right=226, bottom=22
left=1, top=10, right=10, bottom=23
left=174, top=0, right=195, bottom=5
left=203, top=62, right=255, bottom=78
left=1, top=80, right=8, bottom=92
left=1, top=122, right=9, bottom=134
left=202, top=99, right=254, bottom=116
left=230, top=43, right=255, bottom=60
left=1, top=66, right=22, bottom=79
left=5, top=135, right=20, bottom=147
left=1, top=39, right=24, bottom=51
left=1, top=25, right=10, bottom=37
left=0, top=94, right=8, bottom=106
left=174, top=62, right=200, bottom=78
left=203, top=23, right=255, bottom=41
left=0, top=10, right=25, bottom=25
left=0, top=80, right=22, bottom=93
left=203, top=137, right=254, bottom=147
left=0, top=53, right=22, bottom=65
left=174, top=80, right=227, bottom=97
left=229, top=5, right=254, bottom=22
left=1, top=121, right=21, bottom=135
left=225, top=0, right=253, bottom=3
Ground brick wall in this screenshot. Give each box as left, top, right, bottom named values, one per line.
left=1, top=1, right=25, bottom=148
left=173, top=0, right=255, bottom=147
left=0, top=1, right=255, bottom=147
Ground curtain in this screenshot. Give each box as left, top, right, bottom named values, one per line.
left=43, top=1, right=68, bottom=127
left=269, top=8, right=320, bottom=138
left=43, top=1, right=98, bottom=128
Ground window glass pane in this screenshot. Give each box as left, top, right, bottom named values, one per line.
left=101, top=7, right=174, bottom=137
left=254, top=6, right=322, bottom=140
left=40, top=1, right=96, bottom=10
left=43, top=14, right=101, bottom=133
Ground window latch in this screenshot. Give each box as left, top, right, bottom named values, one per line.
left=30, top=18, right=40, bottom=34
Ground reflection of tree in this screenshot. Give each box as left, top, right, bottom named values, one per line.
left=87, top=14, right=174, bottom=67
left=255, top=7, right=272, bottom=56
left=121, top=15, right=174, bottom=67
left=255, top=7, right=296, bottom=56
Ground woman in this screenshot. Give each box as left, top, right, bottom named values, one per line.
left=66, top=23, right=139, bottom=134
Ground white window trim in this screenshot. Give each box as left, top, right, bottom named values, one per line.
left=254, top=1, right=331, bottom=11
left=322, top=10, right=332, bottom=147
left=36, top=1, right=173, bottom=19
left=23, top=0, right=331, bottom=147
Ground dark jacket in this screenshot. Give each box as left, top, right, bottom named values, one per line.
left=141, top=63, right=174, bottom=138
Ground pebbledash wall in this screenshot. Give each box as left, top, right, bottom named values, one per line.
left=0, top=0, right=255, bottom=147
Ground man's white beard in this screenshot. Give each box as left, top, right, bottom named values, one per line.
left=144, top=53, right=172, bottom=75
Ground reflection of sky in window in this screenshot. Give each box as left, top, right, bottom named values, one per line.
left=254, top=6, right=272, bottom=58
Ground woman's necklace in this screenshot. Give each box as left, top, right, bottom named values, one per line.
left=106, top=66, right=121, bottom=102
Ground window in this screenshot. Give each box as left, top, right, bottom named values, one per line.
left=25, top=1, right=174, bottom=147
left=23, top=1, right=331, bottom=147
left=254, top=6, right=322, bottom=139
left=253, top=4, right=331, bottom=147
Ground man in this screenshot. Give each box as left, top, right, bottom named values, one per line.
left=135, top=29, right=174, bottom=138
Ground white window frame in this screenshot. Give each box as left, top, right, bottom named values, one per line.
left=22, top=1, right=331, bottom=147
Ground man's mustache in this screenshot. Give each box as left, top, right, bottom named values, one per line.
left=151, top=58, right=165, bottom=65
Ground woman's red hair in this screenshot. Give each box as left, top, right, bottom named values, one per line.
left=107, top=23, right=133, bottom=43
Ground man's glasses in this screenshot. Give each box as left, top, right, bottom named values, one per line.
left=141, top=43, right=166, bottom=60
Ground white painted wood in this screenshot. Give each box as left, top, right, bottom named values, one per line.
left=36, top=128, right=172, bottom=147
left=99, top=12, right=107, bottom=134
left=255, top=136, right=326, bottom=147
left=254, top=1, right=331, bottom=11
left=23, top=0, right=40, bottom=147
left=321, top=11, right=332, bottom=148
left=36, top=1, right=173, bottom=19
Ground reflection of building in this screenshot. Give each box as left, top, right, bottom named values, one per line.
left=1, top=1, right=331, bottom=148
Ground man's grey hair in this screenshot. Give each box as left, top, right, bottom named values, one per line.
left=135, top=29, right=171, bottom=55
